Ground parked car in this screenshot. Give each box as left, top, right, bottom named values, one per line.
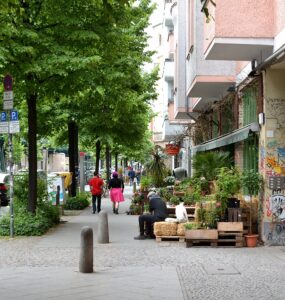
left=0, top=173, right=9, bottom=206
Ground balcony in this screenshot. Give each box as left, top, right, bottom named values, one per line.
left=163, top=59, right=174, bottom=81
left=203, top=0, right=274, bottom=61
left=188, top=75, right=235, bottom=99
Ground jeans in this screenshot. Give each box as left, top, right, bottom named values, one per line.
left=138, top=215, right=163, bottom=236
left=92, top=194, right=102, bottom=213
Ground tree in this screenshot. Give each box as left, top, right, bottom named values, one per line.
left=0, top=0, right=137, bottom=212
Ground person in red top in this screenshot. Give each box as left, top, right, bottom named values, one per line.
left=88, top=171, right=104, bottom=214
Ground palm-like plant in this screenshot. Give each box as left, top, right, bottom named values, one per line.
left=144, top=146, right=167, bottom=187
left=192, top=151, right=232, bottom=181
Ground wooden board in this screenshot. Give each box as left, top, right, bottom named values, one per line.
left=186, top=239, right=217, bottom=248
left=185, top=229, right=218, bottom=240
left=217, top=222, right=243, bottom=232
left=156, top=236, right=185, bottom=243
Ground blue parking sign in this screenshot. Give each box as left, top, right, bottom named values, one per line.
left=1, top=112, right=7, bottom=122
left=10, top=110, right=18, bottom=121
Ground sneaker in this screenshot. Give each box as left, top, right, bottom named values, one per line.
left=134, top=235, right=146, bottom=240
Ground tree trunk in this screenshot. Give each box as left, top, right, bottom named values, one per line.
left=114, top=153, right=118, bottom=171
left=95, top=140, right=101, bottom=173
left=68, top=121, right=78, bottom=197
left=106, top=145, right=110, bottom=180
left=27, top=93, right=37, bottom=214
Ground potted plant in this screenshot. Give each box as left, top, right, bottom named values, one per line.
left=215, top=167, right=241, bottom=213
left=165, top=143, right=180, bottom=156
left=241, top=169, right=263, bottom=247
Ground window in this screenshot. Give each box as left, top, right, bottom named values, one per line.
left=242, top=85, right=258, bottom=125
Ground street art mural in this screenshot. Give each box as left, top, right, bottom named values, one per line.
left=269, top=194, right=285, bottom=221
left=264, top=222, right=285, bottom=245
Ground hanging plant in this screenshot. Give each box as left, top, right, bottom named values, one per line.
left=165, top=143, right=180, bottom=156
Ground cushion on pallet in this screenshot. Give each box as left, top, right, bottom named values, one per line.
left=154, top=222, right=177, bottom=236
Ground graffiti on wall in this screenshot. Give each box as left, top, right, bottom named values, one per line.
left=264, top=222, right=285, bottom=245
left=267, top=98, right=285, bottom=125
left=269, top=194, right=285, bottom=221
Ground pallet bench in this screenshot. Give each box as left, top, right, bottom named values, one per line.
left=155, top=236, right=185, bottom=243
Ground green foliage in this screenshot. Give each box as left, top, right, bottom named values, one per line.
left=64, top=193, right=90, bottom=210
left=0, top=205, right=59, bottom=236
left=184, top=222, right=200, bottom=230
left=241, top=169, right=263, bottom=196
left=163, top=176, right=175, bottom=186
left=144, top=146, right=168, bottom=187
left=192, top=151, right=231, bottom=181
left=169, top=195, right=180, bottom=206
left=0, top=174, right=60, bottom=236
left=216, top=167, right=241, bottom=197
left=132, top=192, right=144, bottom=204
left=159, top=187, right=173, bottom=202
left=140, top=175, right=152, bottom=191
left=182, top=193, right=198, bottom=206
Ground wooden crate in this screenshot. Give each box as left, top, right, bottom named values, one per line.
left=156, top=236, right=185, bottom=243
left=186, top=239, right=217, bottom=248
left=185, top=229, right=218, bottom=240
left=217, top=222, right=243, bottom=232
left=218, top=231, right=243, bottom=248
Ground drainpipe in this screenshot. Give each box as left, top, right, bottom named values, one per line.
left=255, top=44, right=285, bottom=72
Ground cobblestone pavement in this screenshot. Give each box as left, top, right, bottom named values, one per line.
left=1, top=186, right=285, bottom=299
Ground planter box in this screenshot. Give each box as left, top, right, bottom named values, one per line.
left=173, top=191, right=185, bottom=197
left=217, top=222, right=243, bottom=232
left=185, top=229, right=218, bottom=240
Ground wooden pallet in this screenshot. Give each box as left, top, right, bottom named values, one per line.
left=156, top=236, right=185, bottom=242
left=218, top=231, right=243, bottom=247
left=186, top=239, right=217, bottom=248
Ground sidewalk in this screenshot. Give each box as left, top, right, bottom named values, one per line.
left=0, top=185, right=285, bottom=299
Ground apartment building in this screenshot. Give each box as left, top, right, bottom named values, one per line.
left=165, top=0, right=285, bottom=245
left=149, top=0, right=190, bottom=172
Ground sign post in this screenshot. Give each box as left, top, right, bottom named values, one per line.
left=2, top=75, right=20, bottom=238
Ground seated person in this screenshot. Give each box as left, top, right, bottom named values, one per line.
left=134, top=191, right=168, bottom=240
left=175, top=200, right=188, bottom=223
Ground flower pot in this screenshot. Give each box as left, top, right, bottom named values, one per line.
left=245, top=234, right=258, bottom=247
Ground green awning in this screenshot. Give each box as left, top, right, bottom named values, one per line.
left=192, top=122, right=259, bottom=153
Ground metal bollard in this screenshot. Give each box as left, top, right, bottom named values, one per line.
left=79, top=226, right=93, bottom=273
left=97, top=211, right=109, bottom=244
left=133, top=182, right=136, bottom=193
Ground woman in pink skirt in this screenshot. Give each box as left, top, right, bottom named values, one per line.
left=108, top=171, right=124, bottom=214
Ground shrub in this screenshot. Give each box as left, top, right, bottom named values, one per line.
left=0, top=201, right=60, bottom=236
left=64, top=193, right=90, bottom=210
left=0, top=173, right=60, bottom=236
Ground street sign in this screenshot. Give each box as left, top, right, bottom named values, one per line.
left=3, top=75, right=13, bottom=91
left=0, top=122, right=9, bottom=134
left=9, top=121, right=20, bottom=133
left=10, top=110, right=18, bottom=121
left=3, top=100, right=13, bottom=110
left=1, top=112, right=7, bottom=122
left=3, top=91, right=13, bottom=101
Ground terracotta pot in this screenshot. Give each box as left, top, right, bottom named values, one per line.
left=245, top=234, right=258, bottom=247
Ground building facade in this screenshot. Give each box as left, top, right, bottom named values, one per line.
left=158, top=0, right=285, bottom=245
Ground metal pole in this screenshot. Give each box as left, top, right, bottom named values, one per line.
left=8, top=132, right=14, bottom=238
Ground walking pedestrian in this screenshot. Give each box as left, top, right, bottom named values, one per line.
left=88, top=171, right=104, bottom=214
left=128, top=168, right=135, bottom=186
left=108, top=171, right=124, bottom=214
left=134, top=190, right=168, bottom=240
